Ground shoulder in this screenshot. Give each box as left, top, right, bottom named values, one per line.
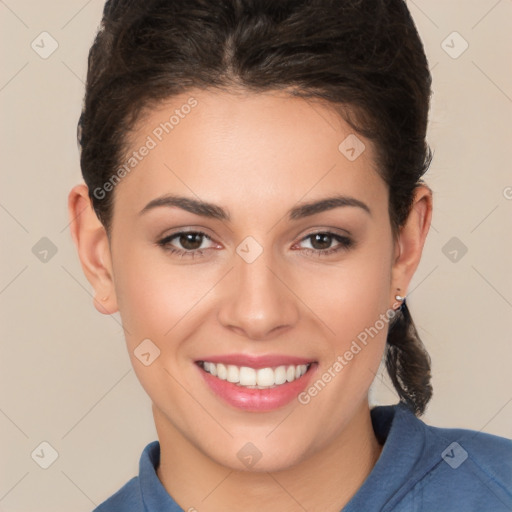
left=91, top=440, right=161, bottom=512
left=92, top=476, right=142, bottom=512
left=390, top=404, right=512, bottom=511
left=427, top=419, right=512, bottom=476
left=426, top=420, right=512, bottom=497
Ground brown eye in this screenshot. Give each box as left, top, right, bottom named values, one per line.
left=157, top=230, right=215, bottom=258
left=309, top=233, right=335, bottom=250
left=177, top=232, right=204, bottom=251
left=297, top=232, right=354, bottom=257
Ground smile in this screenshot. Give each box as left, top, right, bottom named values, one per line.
left=196, top=356, right=317, bottom=411
left=198, top=361, right=311, bottom=389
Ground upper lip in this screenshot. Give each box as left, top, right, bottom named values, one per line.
left=196, top=353, right=315, bottom=369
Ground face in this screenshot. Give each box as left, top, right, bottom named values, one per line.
left=101, top=89, right=399, bottom=471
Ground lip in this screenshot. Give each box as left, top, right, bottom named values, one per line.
left=196, top=353, right=314, bottom=369
left=196, top=357, right=318, bottom=412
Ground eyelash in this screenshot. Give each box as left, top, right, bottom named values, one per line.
left=156, top=230, right=354, bottom=259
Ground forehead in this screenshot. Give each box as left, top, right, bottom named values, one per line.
left=112, top=89, right=386, bottom=220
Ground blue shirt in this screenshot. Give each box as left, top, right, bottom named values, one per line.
left=93, top=403, right=512, bottom=511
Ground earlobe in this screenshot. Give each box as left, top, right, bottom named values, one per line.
left=67, top=184, right=119, bottom=315
left=391, top=184, right=433, bottom=301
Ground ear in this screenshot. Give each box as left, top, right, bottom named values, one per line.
left=390, top=184, right=433, bottom=303
left=67, top=184, right=118, bottom=315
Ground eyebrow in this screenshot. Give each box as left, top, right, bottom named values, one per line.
left=139, top=193, right=371, bottom=221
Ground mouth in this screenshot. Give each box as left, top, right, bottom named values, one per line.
left=195, top=356, right=317, bottom=411
left=197, top=361, right=312, bottom=389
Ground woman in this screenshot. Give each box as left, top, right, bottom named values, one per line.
left=68, top=0, right=512, bottom=510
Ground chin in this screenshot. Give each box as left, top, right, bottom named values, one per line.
left=203, top=433, right=315, bottom=474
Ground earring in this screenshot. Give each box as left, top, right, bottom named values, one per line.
left=394, top=289, right=406, bottom=311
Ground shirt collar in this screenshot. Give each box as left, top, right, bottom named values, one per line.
left=342, top=402, right=431, bottom=511
left=137, top=403, right=429, bottom=511
left=138, top=440, right=183, bottom=511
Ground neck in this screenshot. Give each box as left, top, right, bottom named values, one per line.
left=154, top=401, right=382, bottom=512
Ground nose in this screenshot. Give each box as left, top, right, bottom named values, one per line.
left=217, top=248, right=300, bottom=341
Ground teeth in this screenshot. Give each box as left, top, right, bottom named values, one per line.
left=239, top=366, right=257, bottom=386
left=256, top=367, right=274, bottom=387
left=201, top=362, right=309, bottom=388
left=216, top=363, right=227, bottom=380
left=226, top=365, right=239, bottom=383
left=274, top=366, right=287, bottom=385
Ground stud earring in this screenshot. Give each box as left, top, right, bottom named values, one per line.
left=394, top=289, right=406, bottom=311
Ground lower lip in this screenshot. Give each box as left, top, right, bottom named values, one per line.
left=197, top=364, right=317, bottom=412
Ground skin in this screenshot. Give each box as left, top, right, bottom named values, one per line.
left=68, top=88, right=432, bottom=511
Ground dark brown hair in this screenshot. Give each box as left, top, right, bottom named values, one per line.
left=78, top=0, right=433, bottom=415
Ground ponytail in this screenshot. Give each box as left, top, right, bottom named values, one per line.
left=386, top=299, right=433, bottom=416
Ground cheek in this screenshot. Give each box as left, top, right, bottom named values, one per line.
left=307, top=231, right=394, bottom=389
left=112, top=245, right=212, bottom=345
left=112, top=250, right=213, bottom=396
left=304, top=236, right=393, bottom=341
left=295, top=248, right=393, bottom=432
left=113, top=221, right=393, bottom=350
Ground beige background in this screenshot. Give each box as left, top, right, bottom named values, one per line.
left=1, top=1, right=511, bottom=510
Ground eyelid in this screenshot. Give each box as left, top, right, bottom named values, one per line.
left=157, top=228, right=355, bottom=262
left=293, top=231, right=354, bottom=250
left=158, top=229, right=217, bottom=247
left=298, top=226, right=352, bottom=238
left=157, top=226, right=352, bottom=246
